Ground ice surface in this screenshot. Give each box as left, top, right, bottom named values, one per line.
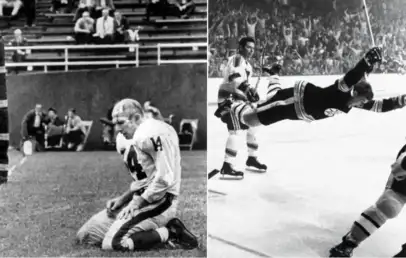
left=208, top=76, right=406, bottom=257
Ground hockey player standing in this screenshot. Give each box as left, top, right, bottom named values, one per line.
left=215, top=36, right=267, bottom=178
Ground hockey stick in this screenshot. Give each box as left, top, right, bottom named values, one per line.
left=254, top=41, right=268, bottom=91
left=208, top=169, right=220, bottom=179
left=362, top=0, right=375, bottom=47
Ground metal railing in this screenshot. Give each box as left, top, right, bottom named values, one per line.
left=157, top=42, right=207, bottom=65
left=5, top=44, right=139, bottom=72
left=5, top=42, right=207, bottom=72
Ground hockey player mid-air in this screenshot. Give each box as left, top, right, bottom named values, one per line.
left=218, top=47, right=406, bottom=128
left=76, top=98, right=198, bottom=251
left=215, top=36, right=267, bottom=179
left=330, top=143, right=406, bottom=257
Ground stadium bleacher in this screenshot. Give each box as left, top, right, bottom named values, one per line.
left=0, top=0, right=207, bottom=72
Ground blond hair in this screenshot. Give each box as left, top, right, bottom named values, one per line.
left=111, top=98, right=144, bottom=123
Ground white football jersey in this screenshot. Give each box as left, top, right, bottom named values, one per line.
left=117, top=119, right=181, bottom=203
left=223, top=54, right=253, bottom=83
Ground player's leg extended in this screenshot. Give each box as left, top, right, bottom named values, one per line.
left=330, top=188, right=406, bottom=257
left=241, top=87, right=297, bottom=127
left=102, top=193, right=196, bottom=251
left=0, top=42, right=8, bottom=184
left=76, top=208, right=119, bottom=247
left=245, top=127, right=267, bottom=171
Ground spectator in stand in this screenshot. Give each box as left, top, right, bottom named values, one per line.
left=174, top=0, right=195, bottom=19
left=73, top=0, right=95, bottom=22
left=23, top=0, right=36, bottom=27
left=74, top=11, right=95, bottom=44
left=21, top=104, right=48, bottom=152
left=0, top=0, right=22, bottom=18
left=113, top=10, right=129, bottom=43
left=50, top=0, right=69, bottom=13
left=93, top=0, right=114, bottom=19
left=64, top=108, right=86, bottom=152
left=93, top=8, right=114, bottom=44
left=8, top=29, right=29, bottom=74
left=210, top=0, right=406, bottom=76
left=246, top=10, right=258, bottom=39
left=113, top=11, right=142, bottom=43
left=144, top=0, right=169, bottom=22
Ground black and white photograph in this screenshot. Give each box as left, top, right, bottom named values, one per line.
left=208, top=0, right=406, bottom=257
left=0, top=0, right=207, bottom=254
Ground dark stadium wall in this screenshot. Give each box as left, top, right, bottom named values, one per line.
left=7, top=63, right=207, bottom=150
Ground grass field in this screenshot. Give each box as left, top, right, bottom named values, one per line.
left=0, top=149, right=207, bottom=257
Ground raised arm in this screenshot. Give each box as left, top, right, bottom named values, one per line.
left=355, top=94, right=406, bottom=112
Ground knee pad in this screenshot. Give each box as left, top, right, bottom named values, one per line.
left=376, top=190, right=405, bottom=219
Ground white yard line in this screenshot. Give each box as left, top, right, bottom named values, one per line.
left=9, top=156, right=26, bottom=177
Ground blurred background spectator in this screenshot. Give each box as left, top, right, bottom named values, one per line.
left=23, top=0, right=36, bottom=27
left=73, top=0, right=95, bottom=21
left=144, top=0, right=169, bottom=22
left=93, top=8, right=114, bottom=44
left=209, top=0, right=406, bottom=77
left=0, top=0, right=22, bottom=18
left=8, top=29, right=29, bottom=74
left=74, top=11, right=95, bottom=44
left=93, top=0, right=114, bottom=18
left=174, top=0, right=195, bottom=19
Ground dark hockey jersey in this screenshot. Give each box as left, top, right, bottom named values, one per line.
left=296, top=80, right=406, bottom=121
left=387, top=144, right=406, bottom=196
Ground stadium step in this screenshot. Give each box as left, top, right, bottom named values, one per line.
left=44, top=6, right=207, bottom=18
left=25, top=34, right=206, bottom=45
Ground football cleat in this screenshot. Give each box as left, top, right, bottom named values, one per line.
left=167, top=218, right=198, bottom=250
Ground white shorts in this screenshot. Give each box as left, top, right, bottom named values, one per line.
left=102, top=193, right=177, bottom=250
left=76, top=193, right=177, bottom=249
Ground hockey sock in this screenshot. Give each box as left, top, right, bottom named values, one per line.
left=126, top=228, right=167, bottom=250
left=266, top=75, right=282, bottom=100
left=224, top=132, right=241, bottom=166
left=246, top=129, right=258, bottom=157
left=346, top=205, right=386, bottom=244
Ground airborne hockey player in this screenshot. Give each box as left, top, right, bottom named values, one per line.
left=220, top=47, right=406, bottom=127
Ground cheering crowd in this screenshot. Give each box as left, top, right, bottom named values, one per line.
left=209, top=0, right=406, bottom=77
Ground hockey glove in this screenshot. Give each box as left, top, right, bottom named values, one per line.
left=247, top=87, right=260, bottom=103
left=364, top=47, right=382, bottom=67
left=263, top=63, right=282, bottom=76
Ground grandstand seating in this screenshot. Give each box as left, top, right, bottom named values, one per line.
left=0, top=0, right=207, bottom=72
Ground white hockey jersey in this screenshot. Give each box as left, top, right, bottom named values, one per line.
left=222, top=54, right=253, bottom=83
